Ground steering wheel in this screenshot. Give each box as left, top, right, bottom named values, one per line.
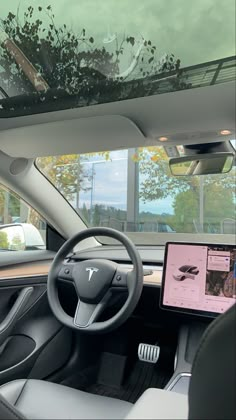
left=47, top=227, right=143, bottom=333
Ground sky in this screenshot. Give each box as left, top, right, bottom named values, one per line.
left=68, top=141, right=236, bottom=215
left=79, top=149, right=174, bottom=214
left=1, top=0, right=235, bottom=69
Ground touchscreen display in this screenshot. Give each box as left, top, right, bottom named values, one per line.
left=161, top=243, right=236, bottom=316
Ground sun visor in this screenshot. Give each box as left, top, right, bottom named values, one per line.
left=0, top=115, right=145, bottom=158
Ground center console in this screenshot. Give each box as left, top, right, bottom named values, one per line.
left=160, top=242, right=236, bottom=394
left=164, top=322, right=207, bottom=394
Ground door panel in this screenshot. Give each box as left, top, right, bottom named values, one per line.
left=0, top=263, right=50, bottom=279
left=0, top=283, right=46, bottom=326
left=0, top=267, right=73, bottom=386
left=0, top=250, right=55, bottom=270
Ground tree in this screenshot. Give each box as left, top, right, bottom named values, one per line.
left=11, top=233, right=25, bottom=250
left=0, top=231, right=9, bottom=249
left=8, top=194, right=20, bottom=217
left=80, top=203, right=89, bottom=222
left=0, top=185, right=22, bottom=222
left=0, top=188, right=5, bottom=222
left=0, top=187, right=19, bottom=223
left=0, top=5, right=186, bottom=104
left=137, top=147, right=191, bottom=202
left=93, top=204, right=101, bottom=226
left=172, top=180, right=235, bottom=233
left=138, top=147, right=235, bottom=202
left=37, top=155, right=93, bottom=201
left=136, top=147, right=235, bottom=233
left=27, top=207, right=43, bottom=229
left=0, top=7, right=116, bottom=97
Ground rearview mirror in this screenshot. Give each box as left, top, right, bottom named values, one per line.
left=169, top=152, right=234, bottom=176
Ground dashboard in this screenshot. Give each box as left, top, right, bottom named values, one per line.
left=74, top=242, right=236, bottom=318
left=1, top=242, right=235, bottom=320
left=1, top=241, right=234, bottom=399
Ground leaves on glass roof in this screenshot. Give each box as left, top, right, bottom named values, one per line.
left=0, top=5, right=185, bottom=102
left=3, top=4, right=234, bottom=117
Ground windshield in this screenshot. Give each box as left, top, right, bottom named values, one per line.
left=0, top=0, right=235, bottom=117
left=36, top=146, right=236, bottom=245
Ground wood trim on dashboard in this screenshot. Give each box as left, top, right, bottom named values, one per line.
left=144, top=270, right=162, bottom=285
left=0, top=263, right=51, bottom=279
left=0, top=261, right=162, bottom=285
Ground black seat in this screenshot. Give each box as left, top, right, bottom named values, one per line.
left=0, top=304, right=235, bottom=419
left=188, top=302, right=236, bottom=419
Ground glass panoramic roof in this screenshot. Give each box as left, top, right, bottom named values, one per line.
left=0, top=0, right=235, bottom=117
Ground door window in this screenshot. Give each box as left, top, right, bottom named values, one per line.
left=0, top=185, right=46, bottom=251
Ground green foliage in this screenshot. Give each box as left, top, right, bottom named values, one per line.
left=138, top=147, right=192, bottom=201
left=172, top=179, right=235, bottom=233
left=80, top=204, right=127, bottom=227
left=11, top=233, right=25, bottom=250
left=37, top=155, right=93, bottom=200
left=0, top=185, right=22, bottom=223
left=0, top=189, right=4, bottom=221
left=93, top=204, right=101, bottom=226
left=81, top=203, right=90, bottom=223
left=203, top=181, right=235, bottom=219
left=9, top=194, right=20, bottom=217
left=37, top=152, right=112, bottom=200
left=139, top=148, right=235, bottom=202
left=0, top=231, right=9, bottom=249
left=80, top=203, right=176, bottom=232
left=137, top=148, right=235, bottom=233
left=172, top=189, right=199, bottom=232
left=0, top=4, right=187, bottom=103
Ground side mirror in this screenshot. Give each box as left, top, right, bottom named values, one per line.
left=0, top=223, right=45, bottom=251
left=169, top=152, right=234, bottom=176
left=0, top=224, right=26, bottom=250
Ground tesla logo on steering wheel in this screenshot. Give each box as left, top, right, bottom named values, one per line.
left=86, top=267, right=99, bottom=281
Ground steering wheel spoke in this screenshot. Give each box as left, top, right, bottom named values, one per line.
left=111, top=267, right=128, bottom=289
left=74, top=292, right=111, bottom=328
left=58, top=263, right=75, bottom=282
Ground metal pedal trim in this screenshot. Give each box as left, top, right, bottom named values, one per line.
left=138, top=343, right=160, bottom=364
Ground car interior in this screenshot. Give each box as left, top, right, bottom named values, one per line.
left=0, top=1, right=235, bottom=419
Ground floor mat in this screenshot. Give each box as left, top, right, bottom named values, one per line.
left=60, top=321, right=177, bottom=403
left=86, top=360, right=170, bottom=403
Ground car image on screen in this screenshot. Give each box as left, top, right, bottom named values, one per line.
left=173, top=265, right=200, bottom=281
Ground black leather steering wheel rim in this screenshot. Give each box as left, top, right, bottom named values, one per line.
left=47, top=227, right=143, bottom=333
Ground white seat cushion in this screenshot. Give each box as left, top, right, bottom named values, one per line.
left=125, top=388, right=188, bottom=419
left=0, top=379, right=132, bottom=419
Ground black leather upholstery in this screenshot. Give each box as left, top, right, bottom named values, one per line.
left=0, top=379, right=132, bottom=419
left=189, top=303, right=236, bottom=420
left=0, top=304, right=235, bottom=419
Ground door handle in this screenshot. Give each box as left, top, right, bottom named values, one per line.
left=0, top=287, right=34, bottom=346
